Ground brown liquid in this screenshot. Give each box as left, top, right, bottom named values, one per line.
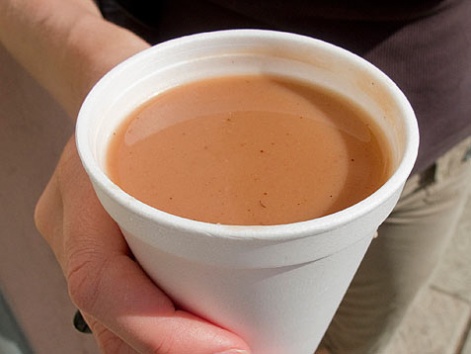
left=107, top=75, right=391, bottom=225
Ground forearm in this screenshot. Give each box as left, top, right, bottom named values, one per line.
left=0, top=0, right=149, bottom=118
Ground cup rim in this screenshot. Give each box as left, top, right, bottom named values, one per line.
left=76, top=29, right=419, bottom=241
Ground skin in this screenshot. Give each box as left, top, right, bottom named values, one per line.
left=0, top=0, right=250, bottom=353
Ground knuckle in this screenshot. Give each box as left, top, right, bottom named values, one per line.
left=33, top=198, right=47, bottom=237
left=33, top=176, right=62, bottom=242
left=66, top=248, right=103, bottom=313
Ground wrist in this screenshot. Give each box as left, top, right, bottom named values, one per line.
left=60, top=15, right=151, bottom=118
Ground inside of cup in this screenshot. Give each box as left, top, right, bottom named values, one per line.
left=85, top=31, right=412, bottom=180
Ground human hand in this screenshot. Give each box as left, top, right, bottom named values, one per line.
left=35, top=137, right=250, bottom=354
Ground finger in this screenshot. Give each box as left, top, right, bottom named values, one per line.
left=66, top=235, right=249, bottom=354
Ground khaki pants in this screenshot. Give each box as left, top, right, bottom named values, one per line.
left=322, top=137, right=471, bottom=354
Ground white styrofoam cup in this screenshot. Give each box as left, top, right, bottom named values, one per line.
left=76, top=30, right=419, bottom=354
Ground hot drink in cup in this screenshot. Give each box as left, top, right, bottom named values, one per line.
left=76, top=30, right=418, bottom=354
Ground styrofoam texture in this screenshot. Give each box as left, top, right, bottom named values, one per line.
left=76, top=30, right=419, bottom=354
